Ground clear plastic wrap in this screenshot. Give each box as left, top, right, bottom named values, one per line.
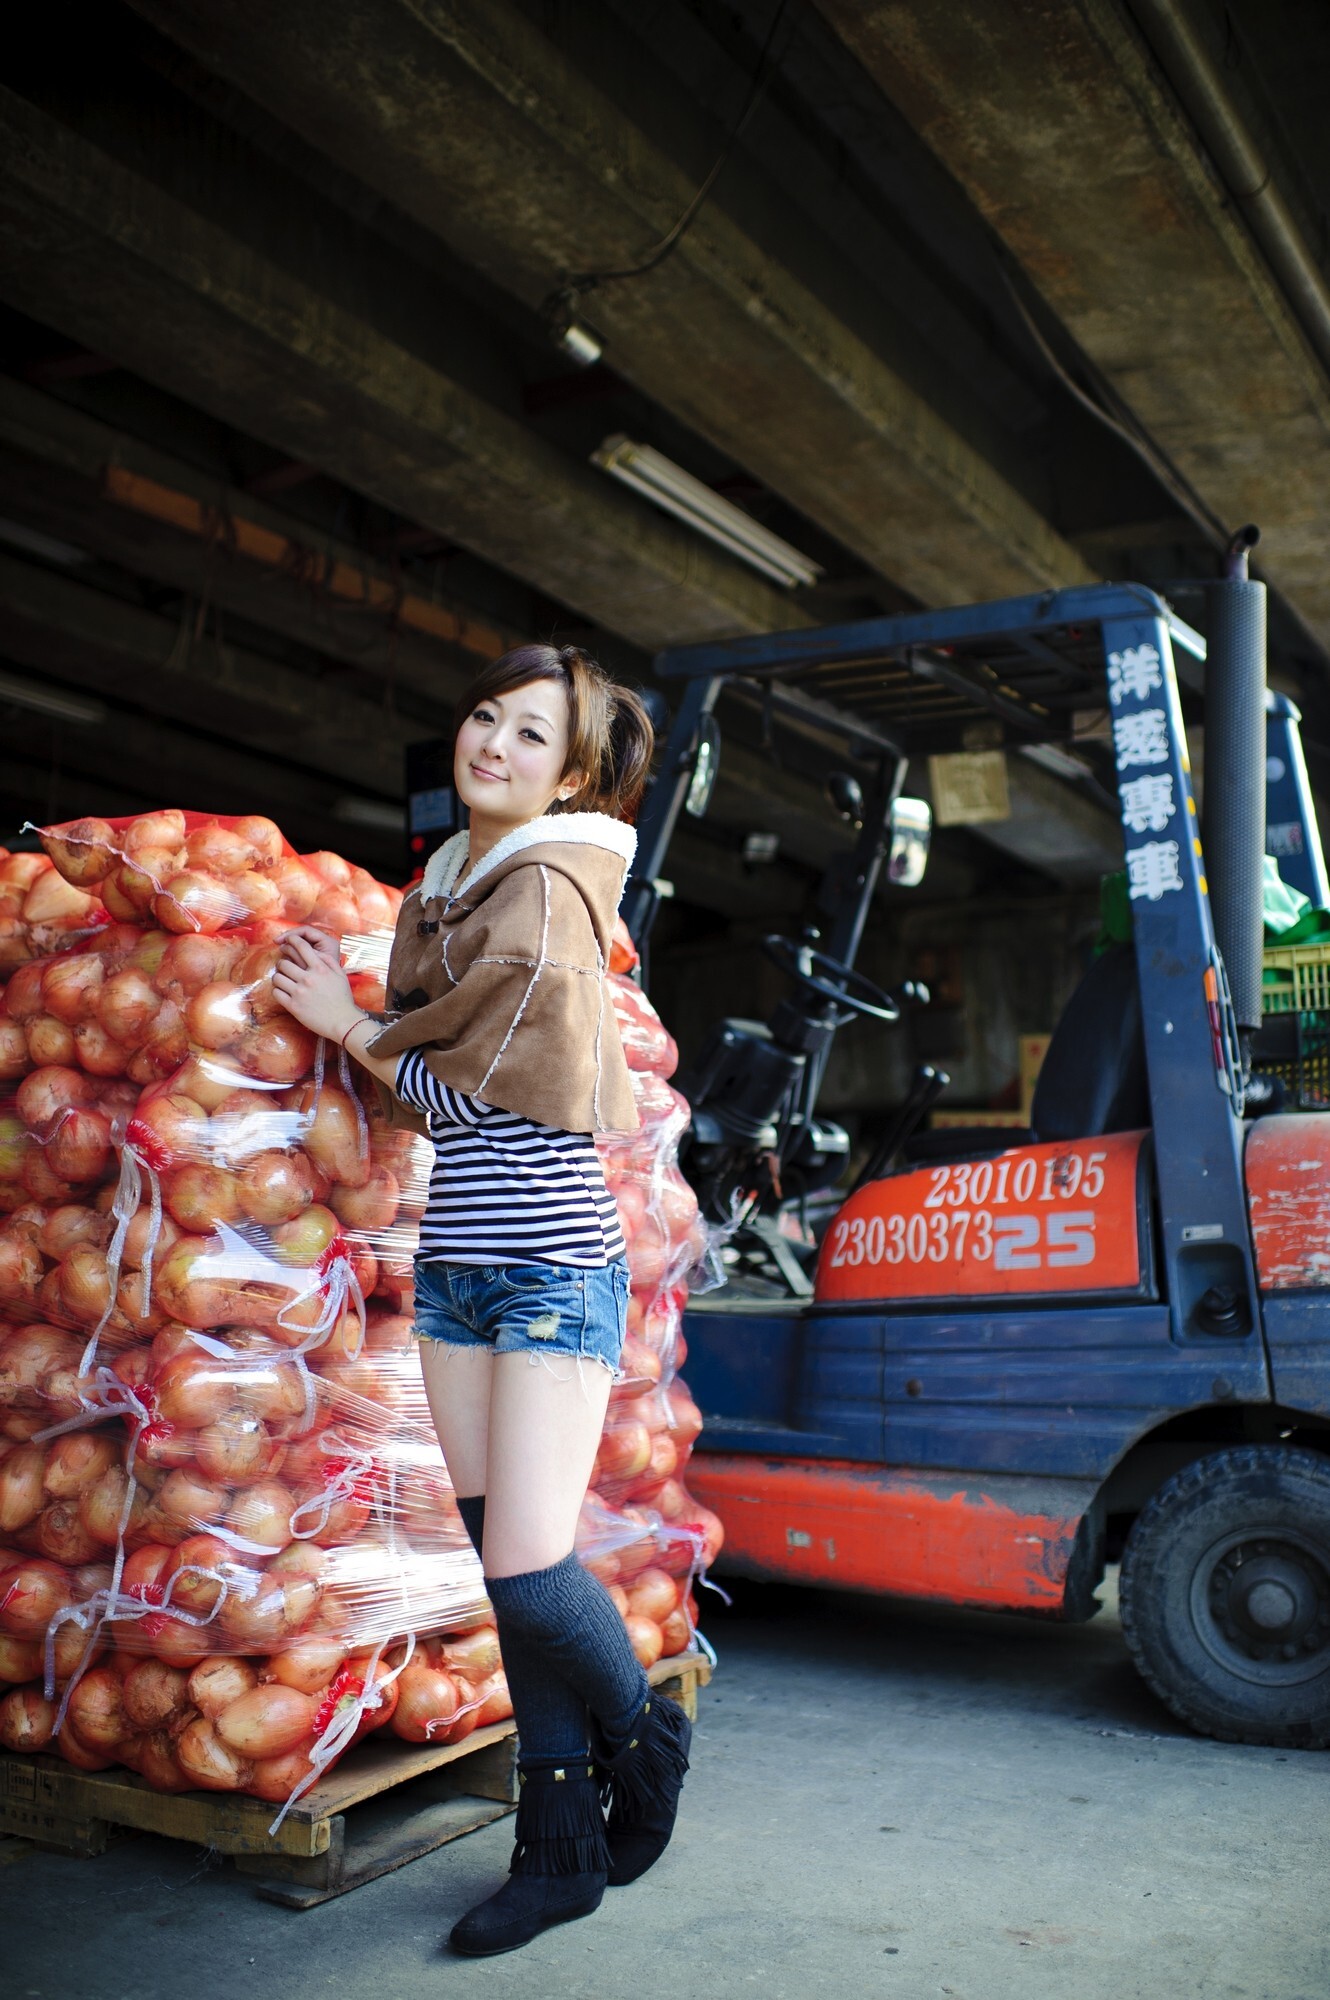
left=0, top=814, right=716, bottom=1820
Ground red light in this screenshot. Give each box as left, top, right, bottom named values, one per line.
left=410, top=835, right=425, bottom=851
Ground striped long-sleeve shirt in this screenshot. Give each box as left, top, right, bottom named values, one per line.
left=395, top=1050, right=626, bottom=1269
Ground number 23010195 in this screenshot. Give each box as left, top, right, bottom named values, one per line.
left=815, top=1135, right=1146, bottom=1302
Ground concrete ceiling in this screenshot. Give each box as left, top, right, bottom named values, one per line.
left=0, top=0, right=1324, bottom=906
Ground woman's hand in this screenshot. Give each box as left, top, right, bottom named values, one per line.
left=272, top=930, right=359, bottom=1042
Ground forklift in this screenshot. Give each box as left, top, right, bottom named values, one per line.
left=623, top=562, right=1330, bottom=1748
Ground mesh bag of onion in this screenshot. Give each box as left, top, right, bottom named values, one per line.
left=0, top=817, right=719, bottom=1818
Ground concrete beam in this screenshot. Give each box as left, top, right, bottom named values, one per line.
left=0, top=86, right=794, bottom=653
left=820, top=0, right=1330, bottom=649
left=0, top=550, right=416, bottom=796
left=123, top=0, right=1094, bottom=606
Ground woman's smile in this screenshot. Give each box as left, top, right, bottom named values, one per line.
left=469, top=762, right=507, bottom=783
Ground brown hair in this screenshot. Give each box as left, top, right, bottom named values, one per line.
left=454, top=643, right=654, bottom=820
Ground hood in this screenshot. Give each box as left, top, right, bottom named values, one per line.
left=418, top=812, right=636, bottom=952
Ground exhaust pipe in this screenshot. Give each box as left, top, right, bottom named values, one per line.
left=1203, top=526, right=1266, bottom=1034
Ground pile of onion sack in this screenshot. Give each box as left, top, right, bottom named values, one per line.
left=0, top=814, right=717, bottom=1820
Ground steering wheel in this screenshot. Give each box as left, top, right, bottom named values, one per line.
left=762, top=935, right=900, bottom=1023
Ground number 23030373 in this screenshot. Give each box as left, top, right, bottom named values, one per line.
left=814, top=1133, right=1148, bottom=1303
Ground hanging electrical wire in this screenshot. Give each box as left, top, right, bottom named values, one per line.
left=543, top=0, right=801, bottom=361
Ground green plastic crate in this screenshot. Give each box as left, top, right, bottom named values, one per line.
left=1258, top=942, right=1330, bottom=1109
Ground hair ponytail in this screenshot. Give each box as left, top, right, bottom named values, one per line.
left=454, top=642, right=656, bottom=821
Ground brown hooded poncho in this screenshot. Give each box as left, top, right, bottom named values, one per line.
left=367, top=813, right=639, bottom=1135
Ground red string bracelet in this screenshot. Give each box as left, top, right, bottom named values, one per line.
left=339, top=1015, right=369, bottom=1055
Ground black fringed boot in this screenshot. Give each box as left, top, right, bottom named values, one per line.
left=447, top=1760, right=609, bottom=1957
left=597, top=1693, right=692, bottom=1887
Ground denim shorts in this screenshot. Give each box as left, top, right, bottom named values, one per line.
left=412, top=1258, right=630, bottom=1373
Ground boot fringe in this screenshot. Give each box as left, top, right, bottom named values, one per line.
left=604, top=1695, right=691, bottom=1824
left=511, top=1763, right=610, bottom=1879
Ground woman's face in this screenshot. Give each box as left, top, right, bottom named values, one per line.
left=454, top=679, right=581, bottom=831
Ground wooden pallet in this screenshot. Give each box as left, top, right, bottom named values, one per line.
left=0, top=1649, right=711, bottom=1908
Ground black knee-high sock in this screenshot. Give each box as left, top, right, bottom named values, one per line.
left=455, top=1496, right=591, bottom=1765
left=486, top=1555, right=649, bottom=1746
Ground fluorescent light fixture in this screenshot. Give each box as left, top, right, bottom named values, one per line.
left=0, top=669, right=106, bottom=725
left=333, top=796, right=406, bottom=832
left=1020, top=741, right=1096, bottom=783
left=591, top=435, right=823, bottom=589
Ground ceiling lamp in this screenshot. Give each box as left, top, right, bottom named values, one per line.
left=0, top=669, right=105, bottom=725
left=591, top=436, right=823, bottom=589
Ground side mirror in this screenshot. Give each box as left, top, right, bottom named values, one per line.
left=887, top=797, right=931, bottom=886
left=685, top=714, right=720, bottom=818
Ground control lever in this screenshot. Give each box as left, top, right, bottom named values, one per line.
left=851, top=1064, right=950, bottom=1192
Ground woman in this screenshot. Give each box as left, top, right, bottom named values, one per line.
left=272, top=644, right=689, bottom=1956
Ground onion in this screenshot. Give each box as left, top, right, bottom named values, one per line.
left=21, top=870, right=98, bottom=925
left=185, top=823, right=254, bottom=877
left=188, top=1654, right=258, bottom=1719
left=659, top=1607, right=692, bottom=1657
left=155, top=1467, right=231, bottom=1529
left=104, top=850, right=180, bottom=918
left=269, top=1204, right=338, bottom=1269
left=122, top=1204, right=181, bottom=1270
left=120, top=1542, right=173, bottom=1599
left=97, top=967, right=161, bottom=1047
left=142, top=1615, right=213, bottom=1668
left=274, top=858, right=320, bottom=922
left=42, top=818, right=115, bottom=886
left=309, top=888, right=360, bottom=935
left=43, top=1430, right=119, bottom=1500
left=42, top=953, right=105, bottom=1025
left=152, top=1353, right=236, bottom=1431
left=175, top=1715, right=252, bottom=1790
left=224, top=1479, right=296, bottom=1550
left=267, top=1638, right=346, bottom=1694
left=154, top=872, right=235, bottom=936
left=232, top=816, right=283, bottom=869
left=154, top=933, right=238, bottom=999
left=390, top=1661, right=462, bottom=1743
left=161, top=1161, right=241, bottom=1232
left=25, top=1014, right=77, bottom=1068
left=122, top=1656, right=191, bottom=1731
left=72, top=1021, right=129, bottom=1078
left=37, top=1204, right=105, bottom=1263
left=216, top=1682, right=318, bottom=1759
left=57, top=1728, right=118, bottom=1772
left=0, top=1325, right=82, bottom=1403
left=120, top=810, right=185, bottom=859
left=0, top=1685, right=57, bottom=1752
left=0, top=1231, right=42, bottom=1310
left=186, top=980, right=252, bottom=1051
left=236, top=1018, right=317, bottom=1085
left=437, top=1626, right=502, bottom=1685
left=623, top=1614, right=664, bottom=1669
left=0, top=1017, right=30, bottom=1084
left=266, top=1540, right=327, bottom=1585
left=217, top=1573, right=295, bottom=1649
left=237, top=1149, right=315, bottom=1226
left=162, top=1533, right=235, bottom=1617
left=330, top=1166, right=399, bottom=1234
left=0, top=1634, right=43, bottom=1682
left=58, top=1244, right=113, bottom=1327
left=46, top=1107, right=112, bottom=1186
left=304, top=851, right=352, bottom=889
left=79, top=1463, right=133, bottom=1547
left=290, top=1083, right=368, bottom=1186
left=195, top=1409, right=284, bottom=1485
left=115, top=1267, right=167, bottom=1338
left=0, top=1556, right=77, bottom=1636
left=17, top=1064, right=93, bottom=1133
left=65, top=1663, right=130, bottom=1753
left=20, top=1149, right=76, bottom=1205
left=471, top=1670, right=513, bottom=1729
left=127, top=1090, right=210, bottom=1168
left=0, top=1446, right=46, bottom=1532
left=625, top=1567, right=681, bottom=1624
left=248, top=1740, right=325, bottom=1801
left=595, top=1420, right=651, bottom=1484
left=4, top=963, right=48, bottom=1023
left=136, top=1729, right=192, bottom=1792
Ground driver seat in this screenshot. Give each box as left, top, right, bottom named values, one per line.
left=902, top=945, right=1150, bottom=1164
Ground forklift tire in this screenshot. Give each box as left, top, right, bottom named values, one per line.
left=1120, top=1445, right=1330, bottom=1747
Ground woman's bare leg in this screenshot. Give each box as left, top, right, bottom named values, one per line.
left=483, top=1355, right=611, bottom=1577
left=418, top=1343, right=494, bottom=1498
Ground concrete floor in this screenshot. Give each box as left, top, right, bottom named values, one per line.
left=2, top=1572, right=1325, bottom=2000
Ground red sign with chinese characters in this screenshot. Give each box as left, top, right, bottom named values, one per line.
left=816, top=1132, right=1148, bottom=1304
